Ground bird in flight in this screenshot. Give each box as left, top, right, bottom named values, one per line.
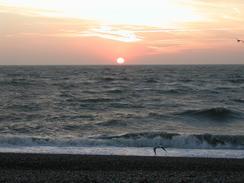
left=236, top=38, right=244, bottom=43
left=153, top=146, right=167, bottom=155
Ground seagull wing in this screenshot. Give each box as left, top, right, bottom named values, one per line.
left=236, top=38, right=244, bottom=43
left=160, top=146, right=167, bottom=152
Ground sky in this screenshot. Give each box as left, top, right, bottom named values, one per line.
left=0, top=0, right=244, bottom=65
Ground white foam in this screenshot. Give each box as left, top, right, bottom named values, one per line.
left=0, top=146, right=244, bottom=159
left=0, top=134, right=244, bottom=150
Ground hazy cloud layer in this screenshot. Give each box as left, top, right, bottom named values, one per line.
left=1, top=1, right=244, bottom=64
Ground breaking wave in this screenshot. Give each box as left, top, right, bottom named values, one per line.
left=1, top=132, right=244, bottom=150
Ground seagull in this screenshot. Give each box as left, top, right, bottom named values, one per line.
left=236, top=38, right=244, bottom=43
left=153, top=146, right=167, bottom=155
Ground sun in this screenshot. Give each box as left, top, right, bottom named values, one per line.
left=116, top=57, right=125, bottom=64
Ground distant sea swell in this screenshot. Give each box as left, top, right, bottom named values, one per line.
left=176, top=107, right=243, bottom=122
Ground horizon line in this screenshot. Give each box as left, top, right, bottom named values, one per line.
left=0, top=63, right=244, bottom=66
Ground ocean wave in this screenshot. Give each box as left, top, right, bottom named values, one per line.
left=233, top=99, right=244, bottom=103
left=147, top=112, right=169, bottom=118
left=47, top=114, right=95, bottom=122
left=177, top=107, right=242, bottom=121
left=66, top=97, right=113, bottom=103
left=226, top=78, right=244, bottom=84
left=144, top=78, right=158, bottom=83
left=96, top=119, right=127, bottom=127
left=105, top=88, right=124, bottom=94
left=100, top=77, right=129, bottom=82
left=156, top=87, right=196, bottom=95
left=98, top=132, right=244, bottom=149
left=101, top=77, right=115, bottom=81
left=0, top=79, right=37, bottom=86
left=0, top=132, right=244, bottom=150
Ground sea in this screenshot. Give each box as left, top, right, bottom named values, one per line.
left=0, top=65, right=244, bottom=158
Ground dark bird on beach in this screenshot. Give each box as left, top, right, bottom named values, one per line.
left=153, top=146, right=167, bottom=155
left=236, top=38, right=244, bottom=43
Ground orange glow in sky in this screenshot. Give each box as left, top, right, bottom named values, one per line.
left=1, top=0, right=244, bottom=64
